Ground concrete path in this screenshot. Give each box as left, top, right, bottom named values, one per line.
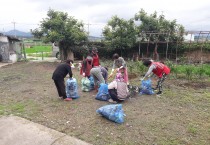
left=0, top=116, right=91, bottom=145
left=26, top=56, right=59, bottom=62
left=0, top=62, right=13, bottom=68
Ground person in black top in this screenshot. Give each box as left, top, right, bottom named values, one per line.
left=52, top=59, right=74, bottom=100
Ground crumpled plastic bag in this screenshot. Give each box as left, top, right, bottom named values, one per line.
left=66, top=78, right=79, bottom=99
left=139, top=79, right=154, bottom=95
left=95, top=83, right=110, bottom=101
left=81, top=77, right=91, bottom=92
left=89, top=75, right=95, bottom=90
left=96, top=104, right=125, bottom=124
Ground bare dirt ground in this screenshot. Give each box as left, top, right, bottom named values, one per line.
left=0, top=61, right=210, bottom=145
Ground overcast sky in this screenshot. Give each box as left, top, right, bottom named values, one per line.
left=0, top=0, right=210, bottom=37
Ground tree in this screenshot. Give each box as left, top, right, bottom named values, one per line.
left=102, top=16, right=137, bottom=56
left=33, top=9, right=87, bottom=60
left=134, top=9, right=185, bottom=59
left=31, top=28, right=43, bottom=39
left=134, top=9, right=185, bottom=42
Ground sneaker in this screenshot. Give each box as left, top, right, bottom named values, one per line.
left=134, top=86, right=139, bottom=93
left=64, top=98, right=72, bottom=101
left=108, top=99, right=117, bottom=104
left=156, top=91, right=162, bottom=95
left=108, top=98, right=114, bottom=103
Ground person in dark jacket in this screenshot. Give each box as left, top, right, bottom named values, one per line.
left=52, top=59, right=74, bottom=101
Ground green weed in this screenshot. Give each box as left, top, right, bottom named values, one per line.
left=187, top=123, right=198, bottom=135
left=184, top=65, right=195, bottom=80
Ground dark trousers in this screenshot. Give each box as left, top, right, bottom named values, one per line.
left=53, top=79, right=66, bottom=99
left=108, top=89, right=123, bottom=102
left=157, top=73, right=167, bottom=92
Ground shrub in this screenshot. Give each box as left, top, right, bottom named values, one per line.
left=184, top=65, right=195, bottom=80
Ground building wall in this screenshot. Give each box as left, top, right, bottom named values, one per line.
left=0, top=36, right=21, bottom=62
left=0, top=36, right=10, bottom=62
left=9, top=41, right=22, bottom=61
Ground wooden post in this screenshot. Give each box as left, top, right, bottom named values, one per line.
left=22, top=43, right=27, bottom=61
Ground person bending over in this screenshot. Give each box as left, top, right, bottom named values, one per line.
left=109, top=53, right=129, bottom=84
left=52, top=59, right=74, bottom=101
left=90, top=66, right=108, bottom=91
left=141, top=59, right=170, bottom=95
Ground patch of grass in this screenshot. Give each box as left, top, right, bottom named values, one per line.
left=10, top=102, right=25, bottom=114
left=0, top=105, right=5, bottom=115
left=158, top=137, right=180, bottom=145
left=0, top=100, right=41, bottom=117
left=25, top=45, right=51, bottom=53
left=187, top=123, right=198, bottom=135
left=0, top=103, right=25, bottom=116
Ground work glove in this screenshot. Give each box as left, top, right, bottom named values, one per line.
left=71, top=63, right=75, bottom=68
left=119, top=66, right=124, bottom=69
left=111, top=69, right=114, bottom=74
left=140, top=77, right=145, bottom=81
left=82, top=73, right=85, bottom=77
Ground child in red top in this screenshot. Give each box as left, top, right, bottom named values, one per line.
left=92, top=47, right=100, bottom=67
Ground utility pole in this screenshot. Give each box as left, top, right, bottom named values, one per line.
left=2, top=28, right=5, bottom=35
left=11, top=21, right=16, bottom=37
left=85, top=22, right=92, bottom=37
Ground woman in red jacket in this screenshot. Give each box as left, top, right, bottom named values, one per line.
left=141, top=59, right=170, bottom=95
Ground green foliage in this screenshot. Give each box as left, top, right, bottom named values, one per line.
left=204, top=65, right=210, bottom=77
left=126, top=61, right=146, bottom=77
left=184, top=65, right=195, bottom=80
left=135, top=61, right=146, bottom=74
left=33, top=9, right=88, bottom=60
left=31, top=29, right=44, bottom=39
left=159, top=61, right=210, bottom=80
left=40, top=9, right=87, bottom=45
left=102, top=9, right=185, bottom=58
left=103, top=16, right=137, bottom=54
left=127, top=62, right=135, bottom=73
left=134, top=9, right=184, bottom=42
left=166, top=60, right=178, bottom=78
left=195, top=65, right=205, bottom=79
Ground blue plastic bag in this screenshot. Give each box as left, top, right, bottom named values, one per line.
left=96, top=104, right=125, bottom=124
left=139, top=79, right=154, bottom=95
left=66, top=78, right=80, bottom=99
left=95, top=83, right=110, bottom=101
left=89, top=75, right=95, bottom=90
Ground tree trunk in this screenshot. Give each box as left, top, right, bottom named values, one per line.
left=66, top=49, right=74, bottom=60
left=60, top=47, right=74, bottom=61
left=153, top=44, right=158, bottom=60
